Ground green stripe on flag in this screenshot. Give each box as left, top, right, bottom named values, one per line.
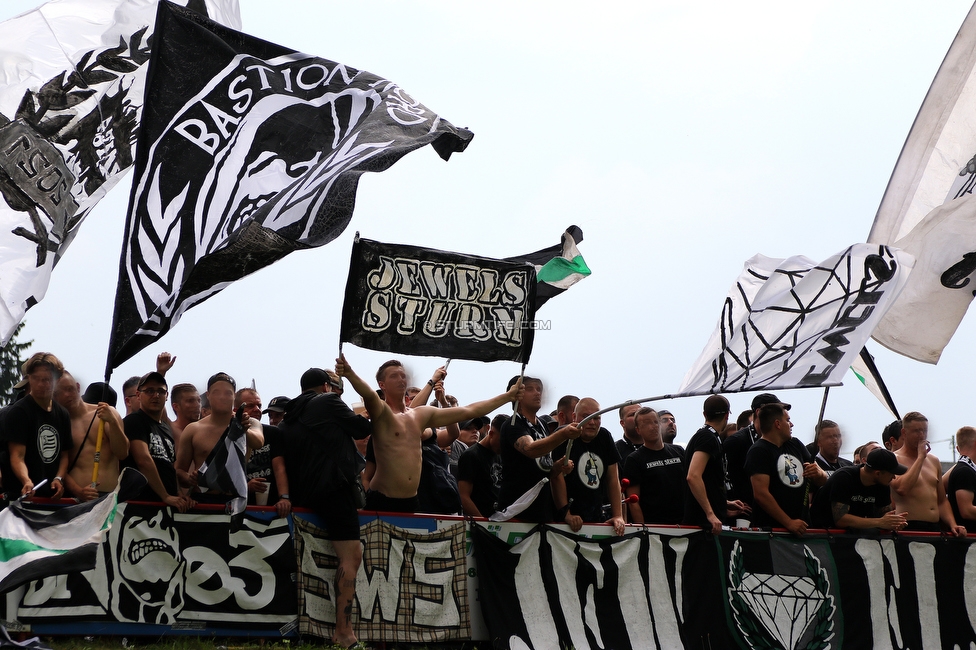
left=537, top=255, right=591, bottom=284
left=0, top=538, right=66, bottom=563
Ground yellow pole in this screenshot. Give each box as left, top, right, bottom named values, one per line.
left=91, top=420, right=105, bottom=487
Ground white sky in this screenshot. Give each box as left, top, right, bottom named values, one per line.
left=2, top=0, right=975, bottom=459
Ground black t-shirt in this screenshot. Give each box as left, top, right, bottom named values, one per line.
left=615, top=437, right=640, bottom=462
left=457, top=442, right=501, bottom=517
left=2, top=397, right=73, bottom=498
left=122, top=409, right=178, bottom=500
left=814, top=454, right=854, bottom=478
left=246, top=424, right=280, bottom=505
left=682, top=425, right=728, bottom=527
left=810, top=465, right=891, bottom=529
left=744, top=437, right=813, bottom=527
left=554, top=427, right=620, bottom=523
left=723, top=424, right=758, bottom=504
left=621, top=444, right=686, bottom=524
left=498, top=413, right=554, bottom=523
left=947, top=460, right=976, bottom=533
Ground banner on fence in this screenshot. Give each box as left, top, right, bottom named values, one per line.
left=294, top=516, right=469, bottom=643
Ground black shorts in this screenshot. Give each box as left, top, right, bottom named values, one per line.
left=904, top=520, right=941, bottom=533
left=364, top=490, right=419, bottom=513
left=311, top=487, right=363, bottom=541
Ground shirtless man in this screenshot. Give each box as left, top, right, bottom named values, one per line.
left=891, top=411, right=966, bottom=536
left=54, top=373, right=128, bottom=500
left=175, top=373, right=264, bottom=502
left=336, top=355, right=521, bottom=512
left=169, top=383, right=201, bottom=447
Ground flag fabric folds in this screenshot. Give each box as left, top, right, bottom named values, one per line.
left=0, top=467, right=145, bottom=594
left=868, top=3, right=976, bottom=363
left=340, top=236, right=538, bottom=363
left=503, top=225, right=591, bottom=308
left=0, top=0, right=240, bottom=347
left=850, top=346, right=900, bottom=419
left=679, top=244, right=914, bottom=395
left=105, top=1, right=473, bottom=373
left=196, top=412, right=248, bottom=528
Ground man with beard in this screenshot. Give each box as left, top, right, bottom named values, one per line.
left=659, top=409, right=679, bottom=446
left=175, top=373, right=263, bottom=504
left=55, top=373, right=127, bottom=500
left=615, top=403, right=642, bottom=460
left=337, top=356, right=521, bottom=513
left=552, top=398, right=625, bottom=535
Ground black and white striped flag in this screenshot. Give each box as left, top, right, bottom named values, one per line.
left=197, top=412, right=249, bottom=528
left=105, top=1, right=472, bottom=372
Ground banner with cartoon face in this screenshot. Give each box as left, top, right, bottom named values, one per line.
left=12, top=504, right=296, bottom=628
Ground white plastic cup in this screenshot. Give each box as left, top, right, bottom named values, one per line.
left=255, top=488, right=269, bottom=506
left=735, top=518, right=750, bottom=529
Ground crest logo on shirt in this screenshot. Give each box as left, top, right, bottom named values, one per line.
left=777, top=454, right=805, bottom=487
left=577, top=452, right=604, bottom=489
left=37, top=424, right=60, bottom=463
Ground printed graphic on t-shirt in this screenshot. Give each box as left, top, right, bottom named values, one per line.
left=37, top=425, right=59, bottom=463
left=777, top=454, right=805, bottom=488
left=577, top=452, right=604, bottom=489
left=536, top=455, right=553, bottom=473
left=149, top=432, right=174, bottom=461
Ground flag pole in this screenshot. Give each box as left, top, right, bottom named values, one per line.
left=509, top=363, right=526, bottom=425
left=91, top=421, right=105, bottom=488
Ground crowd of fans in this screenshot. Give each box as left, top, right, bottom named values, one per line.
left=4, top=349, right=975, bottom=645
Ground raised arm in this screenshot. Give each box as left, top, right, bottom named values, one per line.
left=424, top=380, right=523, bottom=429
left=99, top=404, right=129, bottom=461
left=335, top=354, right=387, bottom=420
left=891, top=442, right=927, bottom=496
left=409, top=366, right=447, bottom=408
left=513, top=425, right=580, bottom=459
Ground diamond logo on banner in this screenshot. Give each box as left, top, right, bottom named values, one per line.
left=727, top=541, right=835, bottom=650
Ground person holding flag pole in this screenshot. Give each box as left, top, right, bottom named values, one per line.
left=335, top=354, right=523, bottom=513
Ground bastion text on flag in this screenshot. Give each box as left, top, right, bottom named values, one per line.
left=0, top=0, right=240, bottom=347
left=868, top=3, right=976, bottom=363
left=105, top=1, right=472, bottom=372
left=679, top=244, right=914, bottom=395
left=340, top=236, right=537, bottom=363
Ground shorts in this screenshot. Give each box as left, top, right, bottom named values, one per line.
left=364, top=489, right=419, bottom=513
left=312, top=487, right=363, bottom=541
left=904, top=520, right=941, bottom=533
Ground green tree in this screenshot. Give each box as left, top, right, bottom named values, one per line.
left=0, top=322, right=32, bottom=406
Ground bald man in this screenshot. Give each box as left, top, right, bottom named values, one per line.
left=552, top=398, right=625, bottom=535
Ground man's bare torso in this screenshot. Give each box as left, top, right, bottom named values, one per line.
left=68, top=404, right=121, bottom=493
left=893, top=451, right=942, bottom=522
left=370, top=406, right=430, bottom=499
left=186, top=415, right=231, bottom=470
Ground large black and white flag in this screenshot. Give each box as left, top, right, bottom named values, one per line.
left=868, top=3, right=976, bottom=363
left=197, top=411, right=248, bottom=528
left=340, top=236, right=538, bottom=363
left=106, top=1, right=472, bottom=372
left=680, top=244, right=914, bottom=395
left=0, top=0, right=240, bottom=346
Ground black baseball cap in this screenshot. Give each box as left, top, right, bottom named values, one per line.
left=752, top=393, right=791, bottom=411
left=459, top=416, right=490, bottom=430
left=263, top=396, right=291, bottom=414
left=82, top=382, right=118, bottom=408
left=207, top=372, right=236, bottom=390
left=138, top=371, right=167, bottom=389
left=301, top=368, right=330, bottom=391
left=866, top=448, right=908, bottom=475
